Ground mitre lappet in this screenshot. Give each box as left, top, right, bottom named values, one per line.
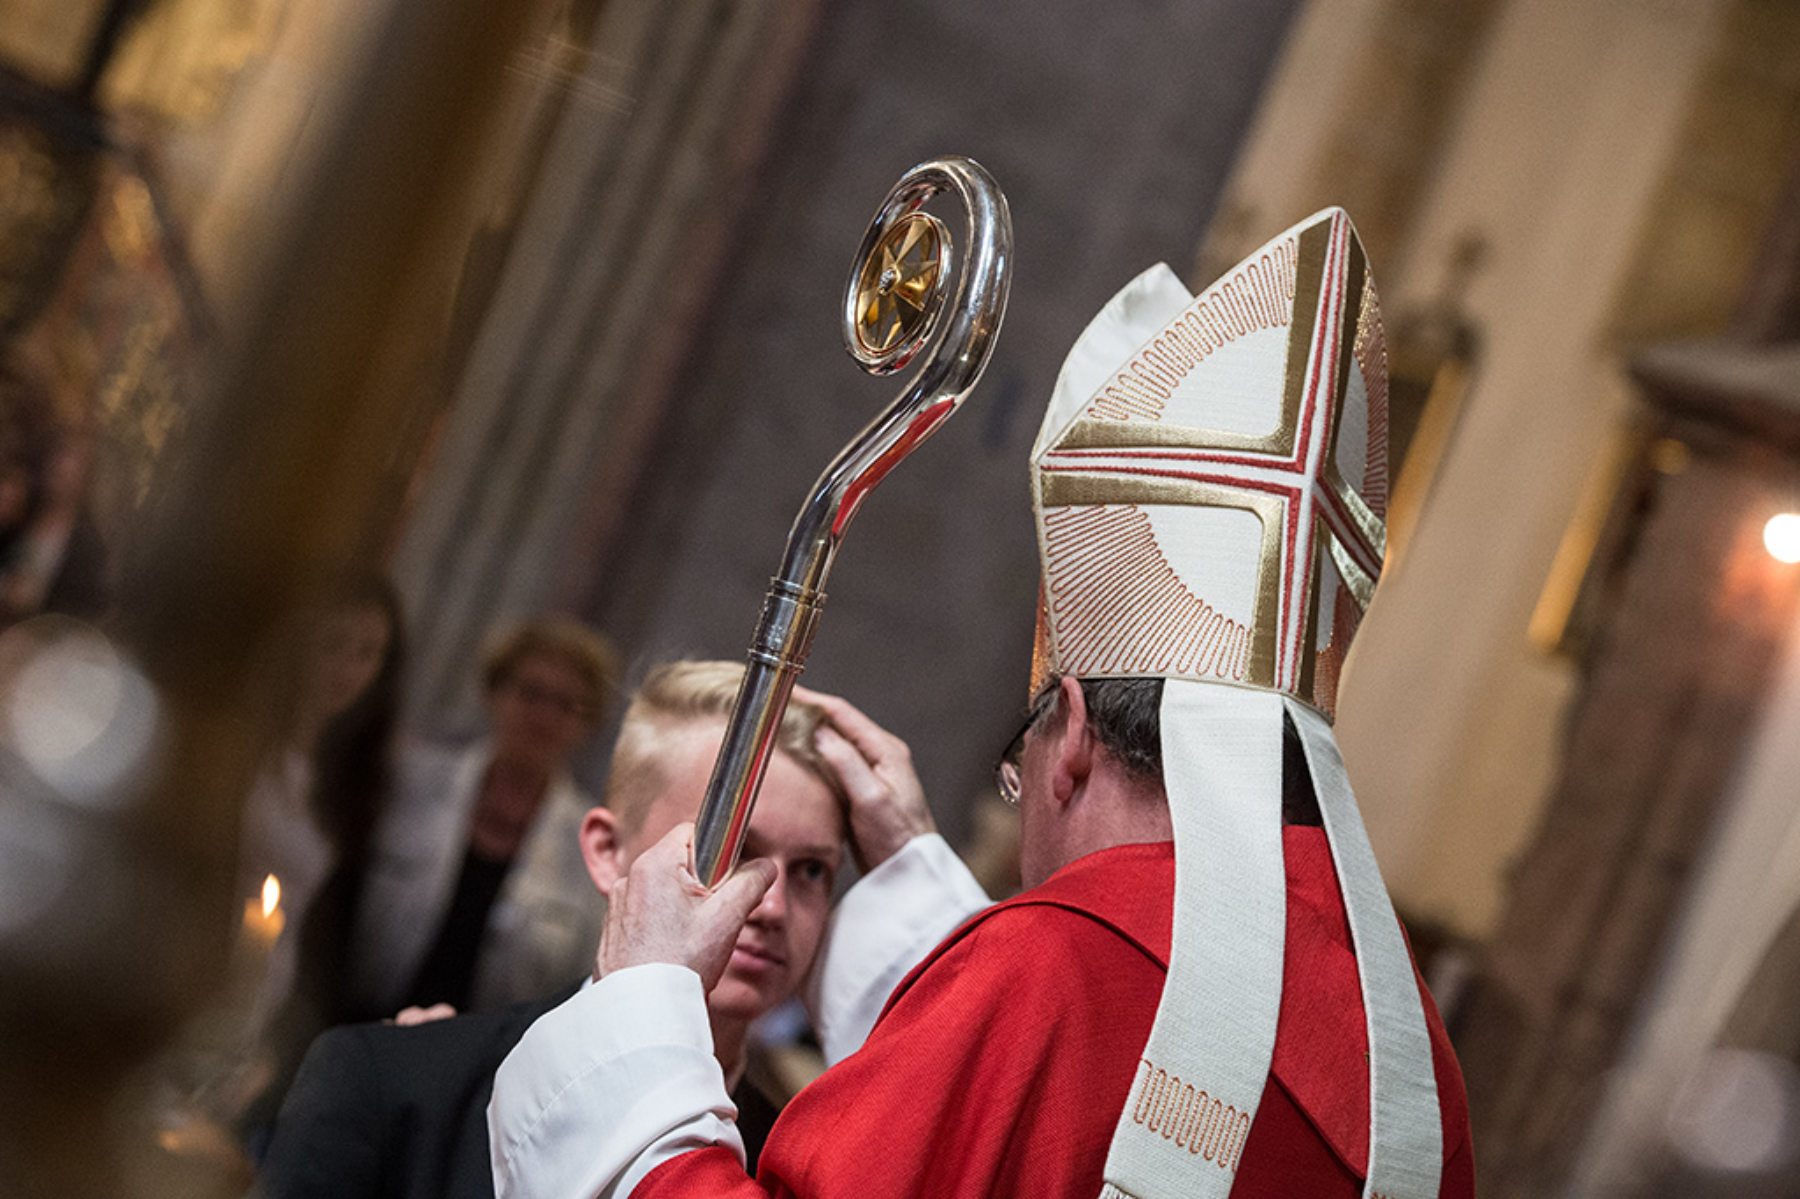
left=1029, top=208, right=1442, bottom=1199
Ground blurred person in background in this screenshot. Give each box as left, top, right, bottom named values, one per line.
left=262, top=660, right=914, bottom=1198
left=342, top=616, right=617, bottom=1020
left=149, top=573, right=406, bottom=1161
left=240, top=572, right=406, bottom=1037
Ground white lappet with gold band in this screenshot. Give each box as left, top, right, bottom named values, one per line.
left=1030, top=208, right=1442, bottom=1199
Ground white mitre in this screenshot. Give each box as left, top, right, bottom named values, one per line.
left=1029, top=209, right=1443, bottom=1199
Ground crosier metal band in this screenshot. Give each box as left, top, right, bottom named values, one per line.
left=690, top=156, right=1013, bottom=888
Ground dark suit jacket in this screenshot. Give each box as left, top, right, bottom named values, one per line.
left=260, top=984, right=781, bottom=1199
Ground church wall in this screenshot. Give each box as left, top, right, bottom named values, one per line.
left=391, top=0, right=829, bottom=730
left=565, top=0, right=1303, bottom=847
left=1215, top=1, right=1800, bottom=1190
left=1361, top=0, right=1734, bottom=937
left=1453, top=395, right=1800, bottom=1194
left=1574, top=571, right=1800, bottom=1197
left=1204, top=0, right=1737, bottom=938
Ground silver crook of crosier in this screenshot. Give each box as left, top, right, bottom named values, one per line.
left=689, top=156, right=1013, bottom=889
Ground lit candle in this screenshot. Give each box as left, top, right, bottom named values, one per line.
left=242, top=873, right=285, bottom=947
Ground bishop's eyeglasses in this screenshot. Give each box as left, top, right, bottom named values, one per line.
left=993, top=683, right=1060, bottom=806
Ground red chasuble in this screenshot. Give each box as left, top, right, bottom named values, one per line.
left=637, top=832, right=1474, bottom=1198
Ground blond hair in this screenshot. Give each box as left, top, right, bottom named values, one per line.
left=605, top=660, right=836, bottom=835
left=481, top=616, right=618, bottom=719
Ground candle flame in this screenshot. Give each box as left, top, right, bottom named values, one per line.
left=261, top=873, right=281, bottom=919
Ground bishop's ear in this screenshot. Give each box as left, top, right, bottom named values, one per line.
left=579, top=806, right=626, bottom=895
left=1050, top=674, right=1096, bottom=806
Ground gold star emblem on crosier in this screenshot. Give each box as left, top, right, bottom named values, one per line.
left=853, top=212, right=945, bottom=357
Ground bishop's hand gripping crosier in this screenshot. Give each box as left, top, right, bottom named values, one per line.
left=689, top=157, right=1012, bottom=889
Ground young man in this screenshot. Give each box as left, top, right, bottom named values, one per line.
left=487, top=209, right=1475, bottom=1198
left=261, top=661, right=926, bottom=1198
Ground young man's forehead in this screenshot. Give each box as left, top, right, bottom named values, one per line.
left=742, top=824, right=843, bottom=862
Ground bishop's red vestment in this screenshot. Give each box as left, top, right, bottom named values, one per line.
left=633, top=831, right=1473, bottom=1197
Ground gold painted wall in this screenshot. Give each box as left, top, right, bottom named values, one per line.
left=100, top=0, right=392, bottom=313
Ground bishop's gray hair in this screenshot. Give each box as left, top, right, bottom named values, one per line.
left=1044, top=676, right=1321, bottom=826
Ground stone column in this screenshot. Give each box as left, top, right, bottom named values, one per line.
left=393, top=0, right=821, bottom=730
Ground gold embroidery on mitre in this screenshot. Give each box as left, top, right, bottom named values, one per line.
left=1083, top=236, right=1298, bottom=426
left=1317, top=232, right=1388, bottom=569
left=1297, top=511, right=1378, bottom=718
left=1127, top=1057, right=1253, bottom=1172
left=1037, top=472, right=1283, bottom=688
left=1298, top=517, right=1327, bottom=709
left=1056, top=221, right=1328, bottom=459
left=1042, top=506, right=1252, bottom=683
left=1031, top=210, right=1390, bottom=709
left=1329, top=535, right=1377, bottom=611
left=1325, top=232, right=1367, bottom=472
left=1311, top=584, right=1359, bottom=722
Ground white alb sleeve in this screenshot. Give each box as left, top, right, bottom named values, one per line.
left=488, top=964, right=740, bottom=1199
left=807, top=832, right=991, bottom=1066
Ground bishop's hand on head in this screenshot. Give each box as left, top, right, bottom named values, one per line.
left=595, top=821, right=777, bottom=993
left=795, top=686, right=936, bottom=872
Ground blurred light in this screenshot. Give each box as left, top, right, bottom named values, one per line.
left=0, top=810, right=75, bottom=937
left=1765, top=513, right=1800, bottom=564
left=1649, top=438, right=1691, bottom=475
left=1666, top=1048, right=1800, bottom=1175
left=0, top=619, right=161, bottom=807
left=261, top=873, right=281, bottom=920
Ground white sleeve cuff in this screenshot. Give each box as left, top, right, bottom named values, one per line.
left=489, top=963, right=742, bottom=1199
left=808, top=833, right=990, bottom=1065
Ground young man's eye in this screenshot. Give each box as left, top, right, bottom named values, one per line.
left=795, top=859, right=831, bottom=886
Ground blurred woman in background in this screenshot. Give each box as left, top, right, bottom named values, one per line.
left=160, top=572, right=406, bottom=1158
left=235, top=571, right=406, bottom=1106
left=344, top=616, right=615, bottom=1021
